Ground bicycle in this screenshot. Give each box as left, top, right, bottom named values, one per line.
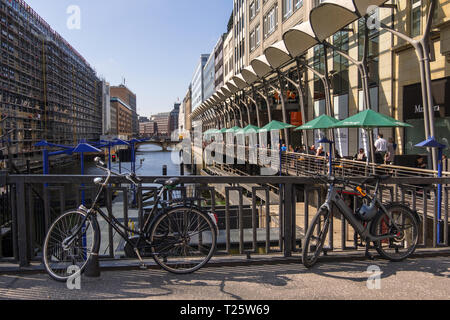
left=302, top=174, right=420, bottom=268
left=42, top=157, right=218, bottom=282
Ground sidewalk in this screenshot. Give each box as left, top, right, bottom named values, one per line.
left=0, top=256, right=449, bottom=300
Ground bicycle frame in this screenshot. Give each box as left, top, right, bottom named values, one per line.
left=323, top=182, right=400, bottom=243
left=63, top=169, right=166, bottom=251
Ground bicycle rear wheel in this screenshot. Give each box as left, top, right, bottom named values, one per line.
left=43, top=210, right=99, bottom=282
left=371, top=204, right=419, bottom=261
left=149, top=207, right=217, bottom=274
left=302, top=207, right=331, bottom=268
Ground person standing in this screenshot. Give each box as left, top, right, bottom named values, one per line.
left=385, top=137, right=396, bottom=164
left=374, top=134, right=388, bottom=163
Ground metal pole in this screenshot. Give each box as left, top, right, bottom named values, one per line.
left=277, top=71, right=290, bottom=148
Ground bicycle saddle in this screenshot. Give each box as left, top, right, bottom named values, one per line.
left=153, top=178, right=180, bottom=187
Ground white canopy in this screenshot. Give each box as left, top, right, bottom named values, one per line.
left=250, top=55, right=273, bottom=78
left=241, top=66, right=259, bottom=85
left=226, top=80, right=240, bottom=94
left=283, top=21, right=318, bottom=58
left=264, top=40, right=292, bottom=69
left=232, top=74, right=249, bottom=89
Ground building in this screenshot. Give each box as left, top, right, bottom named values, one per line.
left=191, top=54, right=210, bottom=111
left=214, top=34, right=226, bottom=92
left=110, top=97, right=132, bottom=138
left=139, top=120, right=156, bottom=137
left=233, top=0, right=248, bottom=73
left=223, top=29, right=235, bottom=83
left=100, top=80, right=111, bottom=135
left=151, top=112, right=171, bottom=136
left=193, top=0, right=450, bottom=160
left=179, top=86, right=192, bottom=136
left=169, top=102, right=180, bottom=136
left=110, top=85, right=138, bottom=136
left=203, top=53, right=215, bottom=101
left=0, top=0, right=103, bottom=161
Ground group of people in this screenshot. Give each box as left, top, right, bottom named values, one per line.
left=354, top=134, right=397, bottom=164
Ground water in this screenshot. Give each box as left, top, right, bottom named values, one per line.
left=54, top=144, right=185, bottom=177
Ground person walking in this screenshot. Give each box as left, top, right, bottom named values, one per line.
left=385, top=137, right=396, bottom=164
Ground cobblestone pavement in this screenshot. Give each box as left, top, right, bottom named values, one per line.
left=0, top=256, right=448, bottom=300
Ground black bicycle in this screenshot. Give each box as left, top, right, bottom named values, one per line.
left=43, top=157, right=218, bottom=281
left=302, top=174, right=420, bottom=268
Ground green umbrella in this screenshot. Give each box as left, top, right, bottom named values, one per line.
left=236, top=124, right=260, bottom=134
left=219, top=128, right=228, bottom=133
left=225, top=126, right=242, bottom=133
left=259, top=120, right=295, bottom=132
left=331, top=109, right=412, bottom=129
left=203, top=129, right=220, bottom=135
left=294, top=114, right=339, bottom=131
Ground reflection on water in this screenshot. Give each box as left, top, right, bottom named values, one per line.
left=53, top=144, right=185, bottom=176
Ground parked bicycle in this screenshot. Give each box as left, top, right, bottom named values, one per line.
left=302, top=174, right=420, bottom=268
left=43, top=157, right=218, bottom=282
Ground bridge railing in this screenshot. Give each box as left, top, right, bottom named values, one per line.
left=2, top=174, right=450, bottom=267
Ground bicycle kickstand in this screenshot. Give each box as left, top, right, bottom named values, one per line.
left=134, top=248, right=148, bottom=270
left=364, top=241, right=374, bottom=260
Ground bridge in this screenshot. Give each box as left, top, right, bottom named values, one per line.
left=135, top=136, right=181, bottom=151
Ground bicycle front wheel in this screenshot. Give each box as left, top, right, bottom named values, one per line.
left=42, top=210, right=99, bottom=282
left=302, top=207, right=331, bottom=268
left=149, top=207, right=217, bottom=274
left=371, top=204, right=419, bottom=261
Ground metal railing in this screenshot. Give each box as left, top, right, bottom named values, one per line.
left=2, top=174, right=450, bottom=267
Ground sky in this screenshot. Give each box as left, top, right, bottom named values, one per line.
left=26, top=0, right=233, bottom=117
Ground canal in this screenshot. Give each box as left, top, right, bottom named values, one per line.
left=52, top=144, right=186, bottom=177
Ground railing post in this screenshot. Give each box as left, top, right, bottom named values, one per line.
left=15, top=178, right=29, bottom=267
left=284, top=183, right=293, bottom=257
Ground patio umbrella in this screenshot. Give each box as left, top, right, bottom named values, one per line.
left=294, top=114, right=339, bottom=130
left=331, top=109, right=412, bottom=164
left=236, top=124, right=260, bottom=134
left=259, top=120, right=296, bottom=132
left=225, top=126, right=242, bottom=133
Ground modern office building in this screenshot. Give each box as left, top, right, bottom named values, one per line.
left=0, top=0, right=103, bottom=162
left=110, top=84, right=138, bottom=136
left=151, top=112, right=171, bottom=136
left=169, top=102, right=180, bottom=136
left=233, top=0, right=248, bottom=73
left=110, top=97, right=132, bottom=138
left=191, top=54, right=210, bottom=111
left=214, top=34, right=226, bottom=92
left=223, top=30, right=235, bottom=83
left=203, top=53, right=215, bottom=101
left=179, top=86, right=192, bottom=135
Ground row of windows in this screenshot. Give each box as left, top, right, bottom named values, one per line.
left=249, top=23, right=261, bottom=53
left=282, top=0, right=303, bottom=21
left=263, top=4, right=278, bottom=39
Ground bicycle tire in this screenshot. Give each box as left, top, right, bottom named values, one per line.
left=302, top=207, right=331, bottom=268
left=42, top=210, right=100, bottom=282
left=371, top=204, right=419, bottom=262
left=149, top=206, right=217, bottom=274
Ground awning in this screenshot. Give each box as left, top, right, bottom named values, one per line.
left=221, top=85, right=233, bottom=97
left=283, top=21, right=318, bottom=58
left=213, top=93, right=223, bottom=103
left=241, top=66, right=259, bottom=85
left=250, top=55, right=272, bottom=78
left=226, top=80, right=239, bottom=94
left=310, top=0, right=358, bottom=42
left=216, top=89, right=228, bottom=100
left=264, top=40, right=292, bottom=69
left=232, top=74, right=249, bottom=89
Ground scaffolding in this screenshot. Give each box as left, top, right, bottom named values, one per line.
left=0, top=0, right=102, bottom=169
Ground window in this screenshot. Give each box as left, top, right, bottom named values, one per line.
left=255, top=24, right=261, bottom=47
left=411, top=0, right=421, bottom=37
left=283, top=0, right=293, bottom=20
left=358, top=18, right=379, bottom=88
left=332, top=31, right=349, bottom=95
left=313, top=45, right=326, bottom=100
left=255, top=0, right=260, bottom=12
left=250, top=2, right=256, bottom=20
left=250, top=30, right=256, bottom=52
left=263, top=5, right=278, bottom=38
left=294, top=0, right=303, bottom=10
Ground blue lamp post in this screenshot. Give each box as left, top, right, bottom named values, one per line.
left=72, top=141, right=102, bottom=205
left=415, top=137, right=447, bottom=245
left=317, top=137, right=335, bottom=177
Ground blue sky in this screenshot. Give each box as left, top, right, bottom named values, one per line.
left=26, top=0, right=233, bottom=117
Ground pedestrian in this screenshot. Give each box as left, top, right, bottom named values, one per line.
left=374, top=133, right=388, bottom=163
left=355, top=148, right=367, bottom=162
left=385, top=137, right=396, bottom=164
